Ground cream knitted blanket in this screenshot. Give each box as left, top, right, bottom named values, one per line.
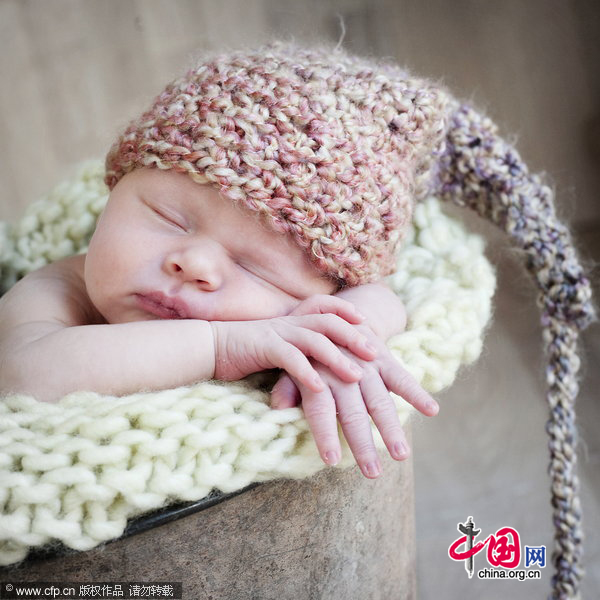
left=0, top=161, right=495, bottom=566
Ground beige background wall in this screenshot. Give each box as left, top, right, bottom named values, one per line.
left=1, top=1, right=598, bottom=599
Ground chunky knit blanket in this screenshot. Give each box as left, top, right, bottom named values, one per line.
left=0, top=160, right=495, bottom=566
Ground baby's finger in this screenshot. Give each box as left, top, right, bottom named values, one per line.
left=273, top=323, right=366, bottom=382
left=264, top=337, right=326, bottom=393
left=334, top=383, right=382, bottom=478
left=359, top=370, right=411, bottom=461
left=290, top=374, right=342, bottom=466
left=290, top=294, right=365, bottom=324
left=271, top=373, right=301, bottom=409
left=379, top=359, right=439, bottom=416
left=297, top=328, right=366, bottom=382
left=291, top=314, right=376, bottom=362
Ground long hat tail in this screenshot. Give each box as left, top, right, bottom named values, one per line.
left=435, top=101, right=597, bottom=600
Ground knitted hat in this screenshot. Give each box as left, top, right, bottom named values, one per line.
left=105, top=41, right=596, bottom=599
left=105, top=42, right=449, bottom=287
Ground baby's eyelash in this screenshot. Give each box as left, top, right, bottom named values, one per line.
left=152, top=207, right=186, bottom=230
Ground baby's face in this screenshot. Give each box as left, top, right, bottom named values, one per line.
left=85, top=168, right=336, bottom=324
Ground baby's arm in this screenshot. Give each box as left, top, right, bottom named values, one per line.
left=0, top=263, right=373, bottom=402
left=0, top=270, right=216, bottom=401
left=334, top=281, right=407, bottom=340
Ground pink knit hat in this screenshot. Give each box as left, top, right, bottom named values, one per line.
left=105, top=41, right=449, bottom=287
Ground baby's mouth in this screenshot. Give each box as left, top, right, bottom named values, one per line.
left=135, top=292, right=191, bottom=319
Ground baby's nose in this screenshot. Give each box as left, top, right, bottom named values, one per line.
left=164, top=244, right=224, bottom=290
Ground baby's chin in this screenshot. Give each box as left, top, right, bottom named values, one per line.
left=89, top=302, right=144, bottom=325
left=105, top=311, right=161, bottom=324
left=85, top=300, right=112, bottom=325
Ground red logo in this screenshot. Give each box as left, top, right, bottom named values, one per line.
left=448, top=516, right=521, bottom=577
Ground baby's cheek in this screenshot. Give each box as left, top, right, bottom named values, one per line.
left=284, top=296, right=304, bottom=315
left=244, top=284, right=299, bottom=319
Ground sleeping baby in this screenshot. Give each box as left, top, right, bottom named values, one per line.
left=0, top=42, right=442, bottom=480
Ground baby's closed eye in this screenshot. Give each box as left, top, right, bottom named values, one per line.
left=150, top=206, right=188, bottom=231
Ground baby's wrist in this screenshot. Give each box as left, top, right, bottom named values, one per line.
left=333, top=282, right=404, bottom=340
left=209, top=321, right=226, bottom=380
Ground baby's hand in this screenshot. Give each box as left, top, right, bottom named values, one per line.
left=271, top=285, right=439, bottom=477
left=272, top=324, right=438, bottom=477
left=209, top=312, right=375, bottom=391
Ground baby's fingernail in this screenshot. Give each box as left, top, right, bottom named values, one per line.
left=357, top=312, right=367, bottom=321
left=393, top=441, right=410, bottom=459
left=363, top=461, right=381, bottom=478
left=364, top=342, right=377, bottom=353
left=325, top=451, right=340, bottom=465
left=349, top=362, right=362, bottom=375
left=427, top=400, right=439, bottom=415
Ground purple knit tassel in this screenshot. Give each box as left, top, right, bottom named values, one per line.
left=435, top=101, right=596, bottom=600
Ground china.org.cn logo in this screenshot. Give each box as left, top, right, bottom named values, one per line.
left=448, top=516, right=546, bottom=581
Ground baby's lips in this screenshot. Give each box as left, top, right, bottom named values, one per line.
left=136, top=290, right=193, bottom=319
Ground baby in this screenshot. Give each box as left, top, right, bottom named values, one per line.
left=0, top=42, right=441, bottom=480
